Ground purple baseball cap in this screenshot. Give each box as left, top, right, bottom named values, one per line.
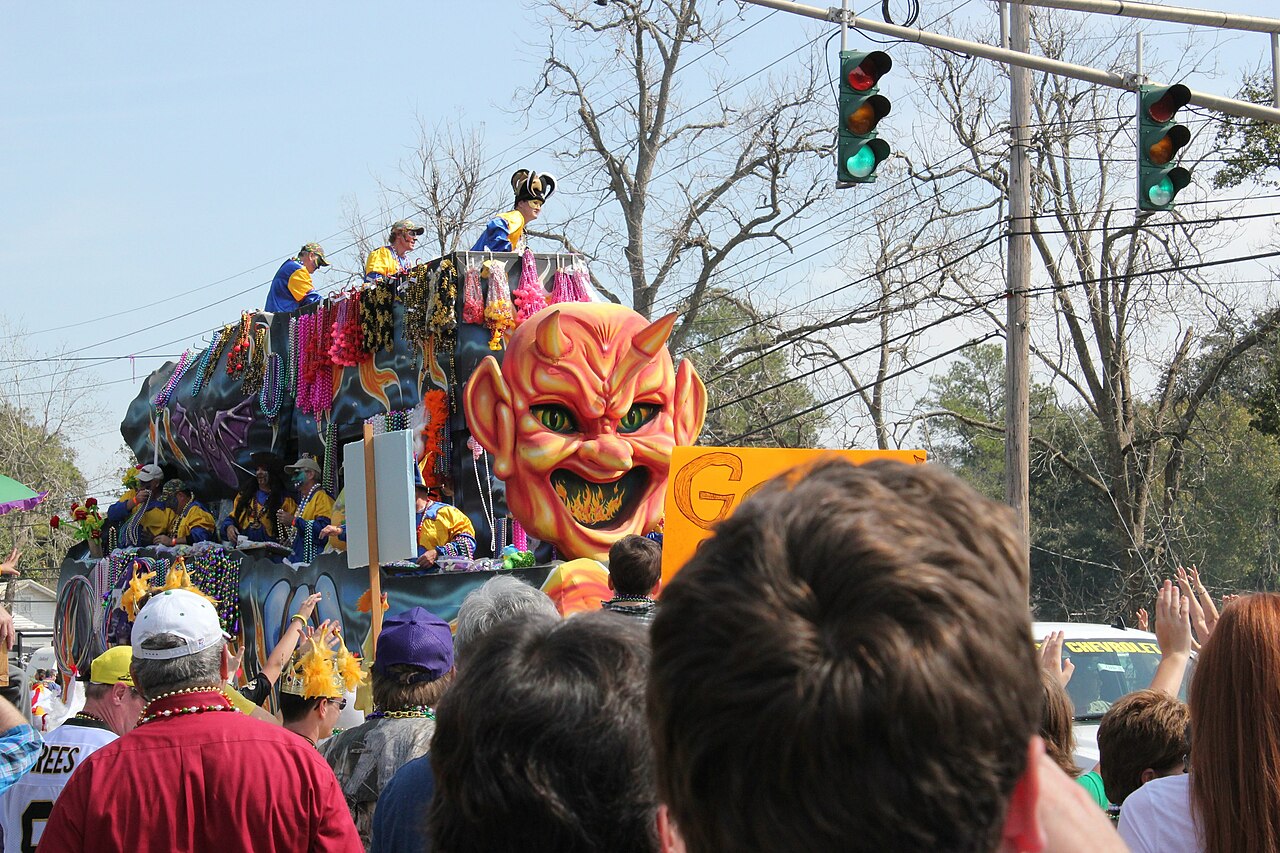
left=373, top=607, right=454, bottom=681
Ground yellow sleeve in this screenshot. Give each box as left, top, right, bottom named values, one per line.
left=286, top=268, right=313, bottom=301
left=221, top=684, right=259, bottom=716
left=440, top=506, right=476, bottom=539
left=301, top=491, right=334, bottom=522
left=365, top=247, right=396, bottom=277
left=282, top=497, right=298, bottom=516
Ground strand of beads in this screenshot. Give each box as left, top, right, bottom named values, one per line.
left=241, top=325, right=268, bottom=396
left=138, top=700, right=237, bottom=727
left=367, top=706, right=435, bottom=720
left=191, top=326, right=233, bottom=396
left=322, top=420, right=338, bottom=496
left=259, top=353, right=284, bottom=421
left=152, top=349, right=191, bottom=407
left=286, top=315, right=299, bottom=393
left=429, top=257, right=458, bottom=335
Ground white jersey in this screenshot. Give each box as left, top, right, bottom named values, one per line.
left=0, top=717, right=116, bottom=852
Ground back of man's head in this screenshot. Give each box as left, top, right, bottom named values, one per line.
left=429, top=610, right=656, bottom=853
left=608, top=535, right=662, bottom=598
left=648, top=459, right=1039, bottom=853
left=1097, top=689, right=1189, bottom=805
left=454, top=575, right=558, bottom=667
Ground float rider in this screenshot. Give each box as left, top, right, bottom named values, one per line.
left=106, top=464, right=176, bottom=548
left=364, top=220, right=423, bottom=283
left=321, top=459, right=475, bottom=570
left=154, top=479, right=216, bottom=547
left=220, top=453, right=296, bottom=546
left=264, top=242, right=329, bottom=314
left=277, top=456, right=334, bottom=565
left=471, top=169, right=556, bottom=253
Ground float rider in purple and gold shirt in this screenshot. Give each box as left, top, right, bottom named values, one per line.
left=265, top=243, right=328, bottom=314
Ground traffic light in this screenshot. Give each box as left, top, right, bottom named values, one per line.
left=1137, top=83, right=1192, bottom=211
left=838, top=50, right=892, bottom=186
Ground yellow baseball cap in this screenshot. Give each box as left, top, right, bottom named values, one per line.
left=90, top=646, right=134, bottom=685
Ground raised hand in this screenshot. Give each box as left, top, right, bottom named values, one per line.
left=1038, top=630, right=1075, bottom=686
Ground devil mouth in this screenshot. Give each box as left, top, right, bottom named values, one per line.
left=550, top=468, right=650, bottom=530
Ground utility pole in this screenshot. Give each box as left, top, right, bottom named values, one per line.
left=1005, top=2, right=1032, bottom=557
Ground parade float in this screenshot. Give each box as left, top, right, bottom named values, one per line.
left=53, top=248, right=708, bottom=684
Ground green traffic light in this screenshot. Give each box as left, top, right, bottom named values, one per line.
left=1148, top=177, right=1176, bottom=207
left=846, top=146, right=877, bottom=178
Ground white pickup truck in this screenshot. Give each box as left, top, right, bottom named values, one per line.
left=1034, top=621, right=1191, bottom=771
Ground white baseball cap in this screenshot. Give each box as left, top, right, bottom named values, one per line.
left=132, top=589, right=230, bottom=661
left=137, top=463, right=165, bottom=483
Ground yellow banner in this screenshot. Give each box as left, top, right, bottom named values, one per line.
left=661, top=446, right=925, bottom=583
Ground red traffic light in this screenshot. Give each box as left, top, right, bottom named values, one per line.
left=846, top=51, right=892, bottom=92
left=1145, top=84, right=1191, bottom=123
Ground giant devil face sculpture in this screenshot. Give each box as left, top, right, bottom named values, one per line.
left=463, top=303, right=706, bottom=561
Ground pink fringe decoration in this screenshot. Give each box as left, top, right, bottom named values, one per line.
left=512, top=248, right=548, bottom=323
left=328, top=292, right=366, bottom=366
left=512, top=520, right=528, bottom=552
left=462, top=263, right=485, bottom=324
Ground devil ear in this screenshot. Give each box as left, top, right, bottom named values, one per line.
left=463, top=357, right=518, bottom=479
left=672, top=359, right=707, bottom=446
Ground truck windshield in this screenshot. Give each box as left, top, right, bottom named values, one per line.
left=1059, top=638, right=1190, bottom=720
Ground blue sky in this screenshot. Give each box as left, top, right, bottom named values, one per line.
left=1, top=0, right=1271, bottom=497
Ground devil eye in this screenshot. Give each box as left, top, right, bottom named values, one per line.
left=532, top=405, right=579, bottom=435
left=618, top=403, right=659, bottom=434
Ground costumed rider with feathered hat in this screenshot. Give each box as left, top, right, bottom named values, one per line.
left=471, top=169, right=556, bottom=253
left=279, top=623, right=365, bottom=749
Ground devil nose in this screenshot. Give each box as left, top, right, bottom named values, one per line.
left=576, top=434, right=634, bottom=474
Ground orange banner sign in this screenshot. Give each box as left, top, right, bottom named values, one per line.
left=661, top=446, right=925, bottom=583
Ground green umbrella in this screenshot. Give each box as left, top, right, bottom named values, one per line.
left=0, top=474, right=47, bottom=516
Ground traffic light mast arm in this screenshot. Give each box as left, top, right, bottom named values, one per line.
left=1004, top=0, right=1280, bottom=36
left=741, top=0, right=1280, bottom=125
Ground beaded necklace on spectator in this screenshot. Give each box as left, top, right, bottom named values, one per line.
left=367, top=705, right=435, bottom=720
left=136, top=686, right=236, bottom=727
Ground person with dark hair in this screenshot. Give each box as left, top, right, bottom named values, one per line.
left=1119, top=593, right=1280, bottom=853
left=647, top=459, right=1122, bottom=853
left=220, top=454, right=295, bottom=546
left=427, top=610, right=655, bottom=853
left=322, top=607, right=454, bottom=849
left=0, top=647, right=144, bottom=851
left=1096, top=689, right=1189, bottom=813
left=372, top=577, right=558, bottom=851
left=280, top=626, right=364, bottom=749
left=603, top=534, right=662, bottom=624
left=39, top=587, right=359, bottom=851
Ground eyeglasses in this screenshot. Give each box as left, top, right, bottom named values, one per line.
left=327, top=698, right=347, bottom=710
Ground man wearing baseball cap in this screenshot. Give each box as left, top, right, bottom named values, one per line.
left=278, top=456, right=335, bottom=565
left=105, top=463, right=176, bottom=548
left=364, top=219, right=424, bottom=282
left=265, top=242, right=329, bottom=314
left=321, top=606, right=454, bottom=847
left=0, top=647, right=145, bottom=851
left=40, top=588, right=359, bottom=852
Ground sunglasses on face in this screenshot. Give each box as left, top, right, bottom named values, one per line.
left=327, top=698, right=347, bottom=710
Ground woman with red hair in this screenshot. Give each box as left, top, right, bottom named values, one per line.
left=1119, top=592, right=1280, bottom=853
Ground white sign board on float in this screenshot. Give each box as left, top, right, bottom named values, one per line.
left=342, top=428, right=417, bottom=568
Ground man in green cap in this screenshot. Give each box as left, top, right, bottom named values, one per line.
left=265, top=242, right=329, bottom=313
left=364, top=219, right=423, bottom=282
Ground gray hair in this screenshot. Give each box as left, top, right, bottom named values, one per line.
left=455, top=575, right=558, bottom=666
left=131, top=633, right=224, bottom=700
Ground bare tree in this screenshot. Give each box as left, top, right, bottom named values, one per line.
left=525, top=0, right=836, bottom=345
left=909, top=11, right=1276, bottom=610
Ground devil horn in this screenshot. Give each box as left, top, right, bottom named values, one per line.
left=608, top=313, right=678, bottom=395
left=534, top=310, right=573, bottom=362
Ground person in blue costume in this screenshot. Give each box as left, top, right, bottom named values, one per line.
left=265, top=242, right=328, bottom=313
left=106, top=463, right=175, bottom=548
left=153, top=479, right=216, bottom=547
left=278, top=456, right=334, bottom=565
left=220, top=453, right=296, bottom=546
left=471, top=169, right=557, bottom=253
left=320, top=459, right=475, bottom=570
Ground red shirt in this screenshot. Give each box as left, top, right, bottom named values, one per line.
left=40, top=690, right=360, bottom=852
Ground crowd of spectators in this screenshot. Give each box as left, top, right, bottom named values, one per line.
left=0, top=458, right=1270, bottom=852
